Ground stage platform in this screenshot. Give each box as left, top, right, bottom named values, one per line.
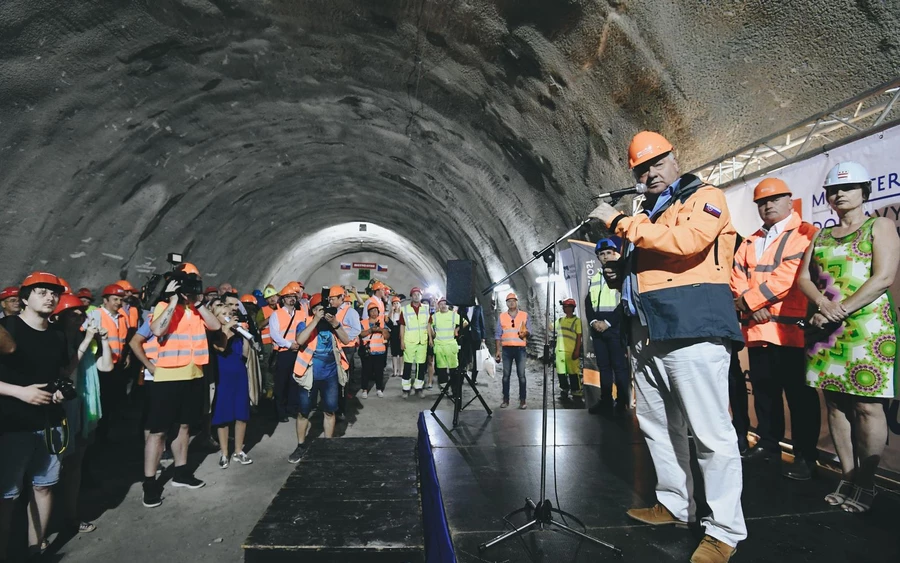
left=420, top=408, right=900, bottom=563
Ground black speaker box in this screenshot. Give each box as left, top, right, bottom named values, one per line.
left=445, top=260, right=476, bottom=306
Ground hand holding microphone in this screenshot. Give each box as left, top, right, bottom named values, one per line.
left=223, top=315, right=258, bottom=349
left=590, top=183, right=646, bottom=224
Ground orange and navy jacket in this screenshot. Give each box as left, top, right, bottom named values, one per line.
left=607, top=174, right=743, bottom=343
left=731, top=211, right=816, bottom=348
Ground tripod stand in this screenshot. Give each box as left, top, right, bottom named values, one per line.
left=478, top=223, right=622, bottom=558
left=430, top=309, right=492, bottom=427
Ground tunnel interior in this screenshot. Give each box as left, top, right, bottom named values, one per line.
left=2, top=0, right=898, bottom=322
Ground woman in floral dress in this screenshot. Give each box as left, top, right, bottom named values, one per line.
left=799, top=161, right=900, bottom=513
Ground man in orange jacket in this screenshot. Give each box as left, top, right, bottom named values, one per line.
left=590, top=132, right=746, bottom=563
left=731, top=178, right=820, bottom=479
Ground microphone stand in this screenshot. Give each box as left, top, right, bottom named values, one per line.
left=478, top=221, right=622, bottom=558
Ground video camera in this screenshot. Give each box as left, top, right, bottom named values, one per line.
left=139, top=252, right=203, bottom=310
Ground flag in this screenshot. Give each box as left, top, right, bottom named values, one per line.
left=340, top=263, right=351, bottom=270
left=377, top=264, right=388, bottom=272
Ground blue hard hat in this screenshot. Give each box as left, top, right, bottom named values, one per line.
left=595, top=237, right=620, bottom=253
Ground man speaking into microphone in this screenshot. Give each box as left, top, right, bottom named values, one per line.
left=589, top=132, right=746, bottom=563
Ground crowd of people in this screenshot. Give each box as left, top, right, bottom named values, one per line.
left=0, top=131, right=897, bottom=563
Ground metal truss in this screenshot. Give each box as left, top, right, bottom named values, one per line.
left=692, top=77, right=900, bottom=189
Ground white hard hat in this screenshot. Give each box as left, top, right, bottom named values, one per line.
left=823, top=161, right=871, bottom=187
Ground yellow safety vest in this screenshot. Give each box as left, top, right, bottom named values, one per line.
left=432, top=311, right=458, bottom=343
left=403, top=304, right=429, bottom=346
left=555, top=316, right=580, bottom=355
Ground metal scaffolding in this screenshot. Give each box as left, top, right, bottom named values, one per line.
left=691, top=77, right=900, bottom=189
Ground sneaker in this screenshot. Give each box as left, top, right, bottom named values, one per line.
left=232, top=451, right=253, bottom=465
left=376, top=390, right=384, bottom=398
left=519, top=401, right=527, bottom=410
left=690, top=535, right=736, bottom=563
left=416, top=389, right=425, bottom=398
left=171, top=474, right=206, bottom=489
left=559, top=391, right=569, bottom=400
left=142, top=481, right=162, bottom=508
left=626, top=503, right=688, bottom=527
left=218, top=454, right=230, bottom=469
left=360, top=390, right=368, bottom=399
left=500, top=401, right=509, bottom=408
left=401, top=391, right=409, bottom=399
left=572, top=389, right=583, bottom=398
left=288, top=444, right=308, bottom=464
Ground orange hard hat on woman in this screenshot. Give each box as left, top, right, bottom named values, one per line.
left=53, top=294, right=87, bottom=317
left=391, top=296, right=401, bottom=303
left=628, top=131, right=674, bottom=169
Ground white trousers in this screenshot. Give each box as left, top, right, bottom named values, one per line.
left=630, top=323, right=747, bottom=547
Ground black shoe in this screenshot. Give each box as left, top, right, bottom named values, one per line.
left=783, top=458, right=815, bottom=481
left=142, top=480, right=162, bottom=508
left=288, top=444, right=308, bottom=464
left=279, top=417, right=289, bottom=423
left=742, top=445, right=778, bottom=461
left=171, top=474, right=206, bottom=489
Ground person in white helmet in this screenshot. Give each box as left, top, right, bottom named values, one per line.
left=799, top=161, right=900, bottom=514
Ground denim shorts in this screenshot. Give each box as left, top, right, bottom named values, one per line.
left=0, top=428, right=62, bottom=499
left=295, top=375, right=339, bottom=417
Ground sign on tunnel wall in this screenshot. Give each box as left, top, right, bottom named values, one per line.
left=721, top=123, right=900, bottom=474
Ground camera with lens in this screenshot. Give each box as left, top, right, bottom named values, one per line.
left=140, top=253, right=203, bottom=309
left=45, top=378, right=77, bottom=401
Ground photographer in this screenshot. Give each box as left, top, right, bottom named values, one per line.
left=286, top=293, right=350, bottom=463
left=0, top=272, right=75, bottom=560
left=141, top=263, right=221, bottom=509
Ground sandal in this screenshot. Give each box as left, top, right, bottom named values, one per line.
left=78, top=521, right=97, bottom=533
left=825, top=480, right=855, bottom=506
left=841, top=486, right=876, bottom=513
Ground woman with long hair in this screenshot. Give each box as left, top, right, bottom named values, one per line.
left=385, top=297, right=403, bottom=377
left=209, top=301, right=252, bottom=469
left=799, top=161, right=900, bottom=513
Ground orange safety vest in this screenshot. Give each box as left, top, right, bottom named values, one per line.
left=98, top=307, right=129, bottom=364
left=155, top=305, right=209, bottom=368
left=731, top=212, right=816, bottom=348
left=139, top=332, right=158, bottom=386
left=272, top=307, right=299, bottom=352
left=364, top=296, right=385, bottom=324
left=336, top=304, right=358, bottom=349
left=293, top=332, right=350, bottom=377
left=122, top=305, right=140, bottom=329
left=260, top=305, right=275, bottom=345
left=360, top=318, right=387, bottom=354
left=499, top=311, right=528, bottom=347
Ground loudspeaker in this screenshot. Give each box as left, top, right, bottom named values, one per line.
left=446, top=260, right=476, bottom=306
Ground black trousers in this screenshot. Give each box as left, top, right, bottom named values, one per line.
left=592, top=335, right=629, bottom=408
left=748, top=345, right=821, bottom=461
left=361, top=353, right=386, bottom=392
left=96, top=365, right=128, bottom=440
left=728, top=348, right=750, bottom=451
left=274, top=350, right=298, bottom=419
left=557, top=373, right=581, bottom=393
left=339, top=347, right=357, bottom=414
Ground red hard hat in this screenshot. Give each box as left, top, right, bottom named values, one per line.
left=628, top=131, right=674, bottom=169
left=309, top=293, right=323, bottom=309
left=20, top=272, right=65, bottom=292
left=753, top=178, right=792, bottom=202
left=204, top=286, right=218, bottom=295
left=102, top=284, right=127, bottom=297
left=561, top=298, right=577, bottom=307
left=75, top=288, right=93, bottom=300
left=115, top=279, right=137, bottom=292
left=301, top=292, right=310, bottom=300
left=0, top=286, right=19, bottom=301
left=53, top=294, right=87, bottom=317
left=410, top=286, right=422, bottom=295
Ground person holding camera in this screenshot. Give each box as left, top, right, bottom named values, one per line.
left=142, top=263, right=221, bottom=508
left=288, top=293, right=351, bottom=463
left=0, top=272, right=77, bottom=560
left=359, top=303, right=390, bottom=398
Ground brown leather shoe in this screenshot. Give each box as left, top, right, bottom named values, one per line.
left=625, top=503, right=688, bottom=527
left=690, top=535, right=736, bottom=563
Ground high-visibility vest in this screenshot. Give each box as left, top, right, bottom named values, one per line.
left=364, top=296, right=385, bottom=324
left=555, top=316, right=580, bottom=354
left=499, top=311, right=528, bottom=347
left=143, top=334, right=158, bottom=363
left=360, top=318, right=387, bottom=354
left=336, top=304, right=358, bottom=349
left=260, top=305, right=275, bottom=345
left=293, top=332, right=350, bottom=376
left=402, top=304, right=429, bottom=346
left=155, top=305, right=209, bottom=367
left=731, top=212, right=816, bottom=348
left=272, top=307, right=299, bottom=352
left=432, top=311, right=458, bottom=343
left=588, top=271, right=619, bottom=313
left=122, top=305, right=140, bottom=329
left=98, top=307, right=128, bottom=364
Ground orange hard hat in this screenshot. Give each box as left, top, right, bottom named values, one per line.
left=329, top=285, right=345, bottom=297
left=52, top=294, right=87, bottom=317
left=295, top=281, right=305, bottom=289
left=0, top=286, right=19, bottom=301
left=372, top=281, right=386, bottom=291
left=280, top=282, right=301, bottom=296
left=102, top=284, right=127, bottom=297
left=344, top=294, right=353, bottom=303
left=20, top=272, right=65, bottom=292
left=57, top=278, right=72, bottom=294
left=628, top=131, right=674, bottom=169
left=391, top=296, right=401, bottom=303
left=176, top=263, right=200, bottom=276
left=116, top=279, right=137, bottom=292
left=240, top=294, right=256, bottom=304
left=506, top=293, right=518, bottom=301
left=309, top=293, right=323, bottom=309
left=753, top=178, right=792, bottom=202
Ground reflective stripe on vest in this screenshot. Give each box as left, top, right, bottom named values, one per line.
left=123, top=305, right=139, bottom=329
left=143, top=335, right=158, bottom=362
left=99, top=307, right=128, bottom=363
left=432, top=311, right=458, bottom=342
left=588, top=271, right=605, bottom=313
left=155, top=305, right=209, bottom=367
left=293, top=334, right=350, bottom=376
left=361, top=319, right=387, bottom=354
left=272, top=307, right=298, bottom=352
left=260, top=306, right=274, bottom=345
left=403, top=304, right=429, bottom=346
left=500, top=311, right=527, bottom=347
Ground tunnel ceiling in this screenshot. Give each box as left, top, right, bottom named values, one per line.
left=1, top=0, right=898, bottom=295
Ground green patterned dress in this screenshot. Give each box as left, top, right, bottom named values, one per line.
left=806, top=217, right=898, bottom=398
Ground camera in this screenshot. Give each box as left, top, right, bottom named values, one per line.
left=140, top=253, right=203, bottom=309
left=45, top=378, right=77, bottom=401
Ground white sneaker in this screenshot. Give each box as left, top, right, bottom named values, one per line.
left=376, top=390, right=384, bottom=397
left=360, top=390, right=368, bottom=399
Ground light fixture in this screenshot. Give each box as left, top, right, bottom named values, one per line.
left=425, top=284, right=440, bottom=296
left=359, top=223, right=367, bottom=232
left=494, top=283, right=511, bottom=293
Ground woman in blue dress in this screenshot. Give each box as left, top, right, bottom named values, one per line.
left=210, top=302, right=253, bottom=469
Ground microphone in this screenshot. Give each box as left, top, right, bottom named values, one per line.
left=596, top=183, right=648, bottom=201
left=223, top=316, right=261, bottom=351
